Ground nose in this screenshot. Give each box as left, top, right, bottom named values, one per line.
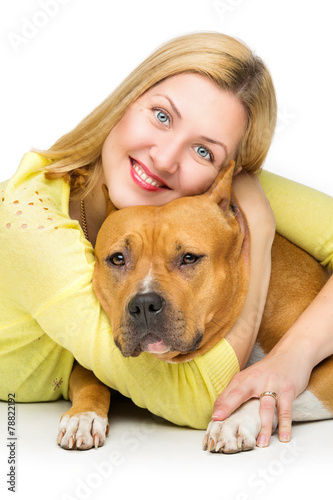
left=128, top=292, right=165, bottom=327
left=149, top=140, right=182, bottom=175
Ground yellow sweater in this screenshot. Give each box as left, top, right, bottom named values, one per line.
left=0, top=153, right=332, bottom=429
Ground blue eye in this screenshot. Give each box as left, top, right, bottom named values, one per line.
left=195, top=146, right=213, bottom=161
left=154, top=109, right=170, bottom=125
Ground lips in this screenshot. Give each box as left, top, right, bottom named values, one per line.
left=130, top=157, right=171, bottom=191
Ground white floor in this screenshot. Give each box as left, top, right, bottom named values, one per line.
left=0, top=395, right=332, bottom=500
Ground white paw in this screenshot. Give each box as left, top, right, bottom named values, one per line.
left=57, top=412, right=109, bottom=450
left=202, top=400, right=262, bottom=453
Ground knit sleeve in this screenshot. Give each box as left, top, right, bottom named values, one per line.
left=0, top=154, right=239, bottom=428
left=258, top=170, right=333, bottom=270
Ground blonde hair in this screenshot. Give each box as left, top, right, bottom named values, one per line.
left=38, top=32, right=277, bottom=199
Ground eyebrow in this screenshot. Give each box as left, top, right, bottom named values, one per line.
left=155, top=94, right=182, bottom=119
left=154, top=93, right=228, bottom=156
left=199, top=136, right=228, bottom=157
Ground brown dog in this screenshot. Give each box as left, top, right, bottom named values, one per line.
left=57, top=162, right=333, bottom=452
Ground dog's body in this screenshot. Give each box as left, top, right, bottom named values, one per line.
left=57, top=163, right=333, bottom=452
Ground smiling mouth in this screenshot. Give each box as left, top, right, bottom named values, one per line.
left=130, top=157, right=171, bottom=190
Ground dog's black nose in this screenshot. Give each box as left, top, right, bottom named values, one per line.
left=128, top=293, right=165, bottom=327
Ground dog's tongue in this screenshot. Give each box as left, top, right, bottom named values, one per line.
left=140, top=334, right=169, bottom=354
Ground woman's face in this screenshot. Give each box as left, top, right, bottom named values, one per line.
left=101, top=73, right=247, bottom=208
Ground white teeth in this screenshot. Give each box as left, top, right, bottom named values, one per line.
left=132, top=161, right=163, bottom=187
left=146, top=176, right=156, bottom=186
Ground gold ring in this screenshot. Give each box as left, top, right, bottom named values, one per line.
left=259, top=391, right=278, bottom=403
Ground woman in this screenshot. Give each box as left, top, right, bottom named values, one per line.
left=1, top=32, right=332, bottom=446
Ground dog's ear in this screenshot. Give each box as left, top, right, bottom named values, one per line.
left=206, top=160, right=235, bottom=211
left=102, top=184, right=118, bottom=216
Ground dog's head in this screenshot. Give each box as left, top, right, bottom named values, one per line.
left=93, top=161, right=250, bottom=362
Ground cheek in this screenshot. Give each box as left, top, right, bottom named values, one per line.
left=180, top=167, right=218, bottom=196
left=101, top=122, right=134, bottom=180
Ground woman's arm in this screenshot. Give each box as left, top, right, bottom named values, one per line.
left=225, top=171, right=276, bottom=369
left=213, top=171, right=333, bottom=446
left=212, top=274, right=333, bottom=446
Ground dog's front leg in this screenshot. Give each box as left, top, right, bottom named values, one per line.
left=57, top=362, right=111, bottom=450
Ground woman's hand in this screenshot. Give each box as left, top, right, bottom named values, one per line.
left=213, top=274, right=333, bottom=447
left=211, top=345, right=312, bottom=447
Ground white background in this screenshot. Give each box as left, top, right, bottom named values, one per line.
left=1, top=0, right=333, bottom=195
left=1, top=2, right=333, bottom=500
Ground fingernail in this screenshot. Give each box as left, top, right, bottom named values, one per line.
left=280, top=433, right=290, bottom=443
left=212, top=411, right=224, bottom=420
left=257, top=435, right=268, bottom=448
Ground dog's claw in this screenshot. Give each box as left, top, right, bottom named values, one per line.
left=202, top=434, right=209, bottom=451
left=76, top=436, right=84, bottom=448
left=215, top=441, right=222, bottom=453
left=94, top=435, right=100, bottom=449
left=57, top=431, right=64, bottom=446
left=68, top=436, right=74, bottom=449
left=208, top=438, right=215, bottom=452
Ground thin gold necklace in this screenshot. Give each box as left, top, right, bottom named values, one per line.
left=80, top=199, right=89, bottom=240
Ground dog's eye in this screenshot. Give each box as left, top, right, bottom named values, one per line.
left=108, top=253, right=125, bottom=266
left=181, top=253, right=198, bottom=265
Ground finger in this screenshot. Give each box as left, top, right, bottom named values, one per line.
left=257, top=395, right=276, bottom=447
left=212, top=384, right=255, bottom=420
left=277, top=393, right=293, bottom=443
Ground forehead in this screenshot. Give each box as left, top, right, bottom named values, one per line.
left=140, top=72, right=225, bottom=103
left=137, top=72, right=247, bottom=150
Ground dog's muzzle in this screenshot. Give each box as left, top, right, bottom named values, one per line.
left=126, top=292, right=170, bottom=355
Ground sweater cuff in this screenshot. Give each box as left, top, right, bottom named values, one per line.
left=195, top=338, right=240, bottom=396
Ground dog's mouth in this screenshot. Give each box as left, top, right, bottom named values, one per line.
left=125, top=333, right=171, bottom=357
left=118, top=328, right=204, bottom=359
left=139, top=333, right=171, bottom=354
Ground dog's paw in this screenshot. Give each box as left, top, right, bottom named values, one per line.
left=57, top=412, right=109, bottom=450
left=202, top=399, right=262, bottom=454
